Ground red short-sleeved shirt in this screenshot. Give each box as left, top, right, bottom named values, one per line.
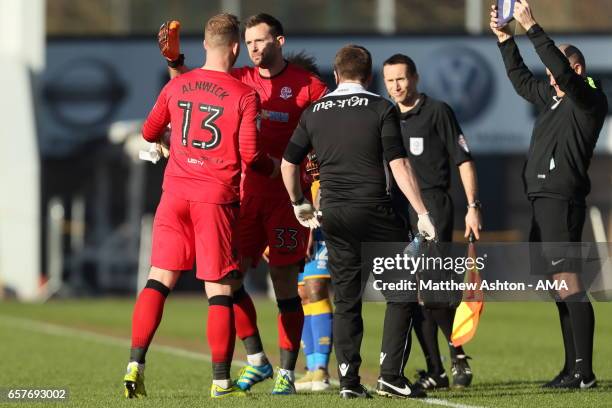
left=142, top=68, right=263, bottom=204
left=232, top=63, right=328, bottom=197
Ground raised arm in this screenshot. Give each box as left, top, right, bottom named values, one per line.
left=512, top=0, right=604, bottom=111
left=489, top=4, right=552, bottom=109
left=158, top=20, right=189, bottom=79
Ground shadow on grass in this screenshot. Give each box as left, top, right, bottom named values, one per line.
left=426, top=379, right=611, bottom=399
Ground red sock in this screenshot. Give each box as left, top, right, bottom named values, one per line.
left=277, top=297, right=304, bottom=351
left=131, top=282, right=169, bottom=349
left=207, top=296, right=236, bottom=364
left=233, top=286, right=259, bottom=339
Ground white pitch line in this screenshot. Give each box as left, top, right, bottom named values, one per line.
left=422, top=398, right=487, bottom=408
left=0, top=315, right=246, bottom=366
left=0, top=315, right=485, bottom=408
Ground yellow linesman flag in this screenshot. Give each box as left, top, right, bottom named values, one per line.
left=451, top=234, right=484, bottom=346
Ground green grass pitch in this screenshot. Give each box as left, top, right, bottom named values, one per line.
left=0, top=298, right=611, bottom=407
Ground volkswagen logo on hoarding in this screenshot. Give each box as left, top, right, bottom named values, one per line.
left=421, top=46, right=494, bottom=123
left=43, top=58, right=126, bottom=128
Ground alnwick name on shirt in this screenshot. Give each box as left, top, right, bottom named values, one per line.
left=182, top=81, right=229, bottom=99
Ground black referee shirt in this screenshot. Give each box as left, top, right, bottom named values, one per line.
left=398, top=94, right=473, bottom=191
left=499, top=25, right=608, bottom=202
left=284, top=82, right=407, bottom=208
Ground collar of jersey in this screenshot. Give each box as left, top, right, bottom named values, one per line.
left=400, top=93, right=427, bottom=117
left=257, top=60, right=289, bottom=80
left=325, top=82, right=378, bottom=98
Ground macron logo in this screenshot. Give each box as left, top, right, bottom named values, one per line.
left=339, top=363, right=349, bottom=377
left=380, top=352, right=387, bottom=365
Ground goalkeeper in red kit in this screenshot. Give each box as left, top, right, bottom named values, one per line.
left=123, top=13, right=277, bottom=399
left=159, top=14, right=328, bottom=395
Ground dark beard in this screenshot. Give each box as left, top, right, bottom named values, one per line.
left=255, top=51, right=275, bottom=68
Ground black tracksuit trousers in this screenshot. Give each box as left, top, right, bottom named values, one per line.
left=322, top=204, right=415, bottom=387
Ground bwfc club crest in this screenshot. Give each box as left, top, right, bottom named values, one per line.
left=280, top=86, right=293, bottom=100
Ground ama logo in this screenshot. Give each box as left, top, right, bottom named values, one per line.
left=421, top=47, right=494, bottom=123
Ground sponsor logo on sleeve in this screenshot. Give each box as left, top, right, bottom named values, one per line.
left=458, top=134, right=470, bottom=153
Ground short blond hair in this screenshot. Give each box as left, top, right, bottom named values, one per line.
left=205, top=13, right=240, bottom=48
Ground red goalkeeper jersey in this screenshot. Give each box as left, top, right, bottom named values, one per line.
left=142, top=68, right=268, bottom=204
left=232, top=63, right=328, bottom=197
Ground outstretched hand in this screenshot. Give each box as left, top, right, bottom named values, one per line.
left=158, top=20, right=182, bottom=62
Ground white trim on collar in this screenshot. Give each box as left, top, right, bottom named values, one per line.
left=325, top=82, right=379, bottom=98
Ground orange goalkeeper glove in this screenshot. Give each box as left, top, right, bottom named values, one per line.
left=158, top=20, right=184, bottom=67
left=305, top=152, right=320, bottom=180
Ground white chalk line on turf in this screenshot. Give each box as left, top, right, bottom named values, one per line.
left=0, top=314, right=245, bottom=366
left=0, top=315, right=485, bottom=408
left=421, top=398, right=486, bottom=408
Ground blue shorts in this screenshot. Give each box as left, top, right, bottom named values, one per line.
left=298, top=230, right=330, bottom=285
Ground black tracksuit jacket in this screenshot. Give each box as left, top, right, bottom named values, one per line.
left=498, top=24, right=608, bottom=203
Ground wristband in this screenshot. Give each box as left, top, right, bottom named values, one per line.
left=291, top=196, right=305, bottom=206
left=167, top=54, right=185, bottom=68
left=467, top=200, right=482, bottom=209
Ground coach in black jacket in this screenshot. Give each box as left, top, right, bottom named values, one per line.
left=282, top=45, right=436, bottom=399
left=491, top=0, right=607, bottom=390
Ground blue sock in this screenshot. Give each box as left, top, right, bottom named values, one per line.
left=310, top=299, right=333, bottom=370
left=313, top=352, right=329, bottom=370
left=301, top=303, right=315, bottom=371
left=306, top=354, right=316, bottom=371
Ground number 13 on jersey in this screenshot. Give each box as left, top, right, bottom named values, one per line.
left=177, top=100, right=224, bottom=150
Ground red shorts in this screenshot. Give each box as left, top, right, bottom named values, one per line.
left=238, top=194, right=310, bottom=267
left=150, top=192, right=240, bottom=281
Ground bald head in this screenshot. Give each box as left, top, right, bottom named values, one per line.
left=559, top=44, right=586, bottom=73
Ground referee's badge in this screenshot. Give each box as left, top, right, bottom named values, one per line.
left=409, top=137, right=424, bottom=156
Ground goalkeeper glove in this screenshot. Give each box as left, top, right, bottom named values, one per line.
left=417, top=212, right=436, bottom=241
left=305, top=152, right=320, bottom=180
left=292, top=197, right=320, bottom=229
left=158, top=20, right=184, bottom=67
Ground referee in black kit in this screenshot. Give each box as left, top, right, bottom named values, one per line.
left=281, top=45, right=436, bottom=399
left=491, top=0, right=608, bottom=389
left=382, top=54, right=481, bottom=389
